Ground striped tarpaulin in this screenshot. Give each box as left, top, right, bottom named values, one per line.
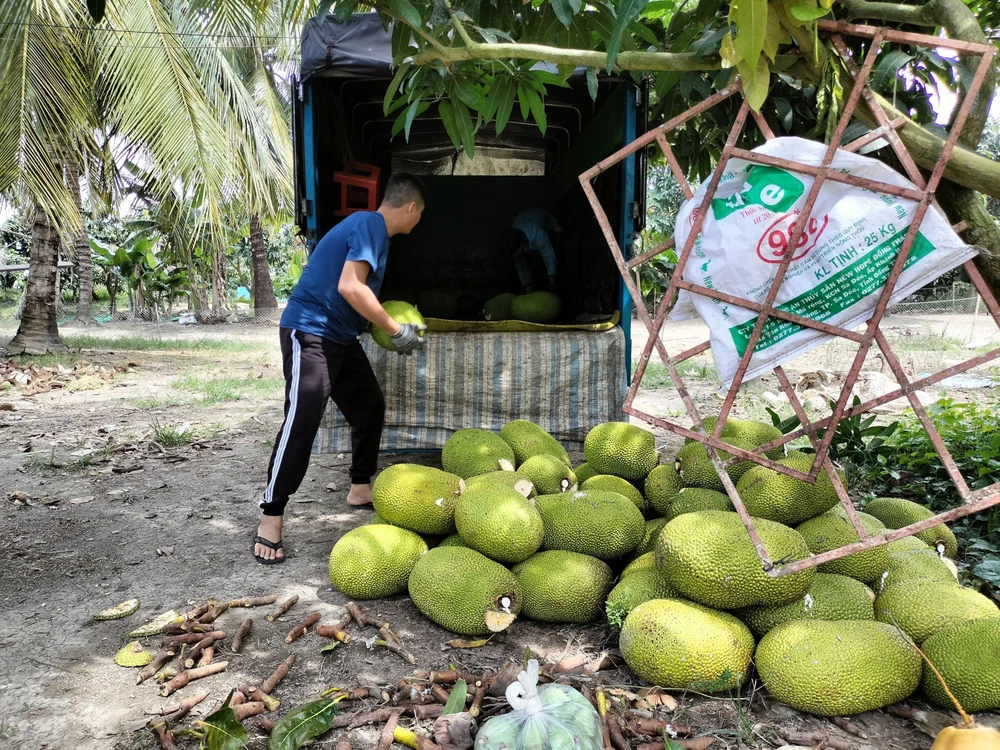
left=315, top=328, right=627, bottom=453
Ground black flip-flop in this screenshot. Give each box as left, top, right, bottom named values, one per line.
left=252, top=532, right=286, bottom=565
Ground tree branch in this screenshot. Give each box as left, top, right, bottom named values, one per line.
left=412, top=42, right=716, bottom=72
left=443, top=0, right=476, bottom=48
left=370, top=2, right=451, bottom=56
left=840, top=0, right=935, bottom=26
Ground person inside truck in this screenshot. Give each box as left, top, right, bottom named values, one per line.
left=252, top=173, right=427, bottom=565
left=502, top=209, right=561, bottom=293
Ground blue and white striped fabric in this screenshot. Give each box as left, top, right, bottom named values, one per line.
left=315, top=328, right=627, bottom=453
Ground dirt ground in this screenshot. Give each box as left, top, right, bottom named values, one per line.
left=1, top=319, right=997, bottom=750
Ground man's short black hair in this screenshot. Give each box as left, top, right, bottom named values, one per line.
left=383, top=173, right=426, bottom=208
left=500, top=228, right=528, bottom=257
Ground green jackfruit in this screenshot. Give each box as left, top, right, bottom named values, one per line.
left=795, top=511, right=889, bottom=583
left=736, top=573, right=875, bottom=638
left=464, top=469, right=535, bottom=497
left=509, top=291, right=561, bottom=323
left=329, top=525, right=428, bottom=600
left=887, top=535, right=932, bottom=554
left=94, top=599, right=141, bottom=621
left=644, top=462, right=684, bottom=517
left=620, top=599, right=755, bottom=692
left=519, top=454, right=577, bottom=494
left=408, top=547, right=522, bottom=635
left=418, top=290, right=458, bottom=319
left=483, top=293, right=516, bottom=322
left=584, top=423, right=658, bottom=482
left=656, top=511, right=814, bottom=609
left=755, top=620, right=922, bottom=716
left=675, top=438, right=757, bottom=492
left=372, top=464, right=464, bottom=535
left=371, top=301, right=426, bottom=351
left=864, top=497, right=958, bottom=557
left=499, top=420, right=570, bottom=467
left=874, top=546, right=959, bottom=594
left=605, top=569, right=679, bottom=630
left=685, top=417, right=785, bottom=459
left=536, top=490, right=645, bottom=561
left=441, top=429, right=516, bottom=479
left=369, top=512, right=388, bottom=525
left=622, top=552, right=656, bottom=578
left=736, top=451, right=841, bottom=526
left=582, top=475, right=645, bottom=512
left=438, top=533, right=467, bottom=548
left=574, top=462, right=598, bottom=484
left=115, top=641, right=154, bottom=667
left=663, top=487, right=733, bottom=522
left=921, top=618, right=1000, bottom=713
left=512, top=550, right=613, bottom=623
left=874, top=580, right=1000, bottom=642
left=631, top=518, right=670, bottom=559
left=454, top=484, right=544, bottom=564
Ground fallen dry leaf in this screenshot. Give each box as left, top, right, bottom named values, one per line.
left=68, top=496, right=95, bottom=505
left=445, top=638, right=490, bottom=649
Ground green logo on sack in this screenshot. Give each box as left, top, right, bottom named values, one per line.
left=712, top=166, right=804, bottom=220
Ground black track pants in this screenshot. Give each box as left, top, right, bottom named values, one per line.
left=260, top=328, right=385, bottom=516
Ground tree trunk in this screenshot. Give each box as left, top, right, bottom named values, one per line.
left=6, top=205, right=69, bottom=355
left=65, top=160, right=95, bottom=325
left=250, top=214, right=278, bottom=318
left=937, top=182, right=1000, bottom=304
left=212, top=245, right=225, bottom=313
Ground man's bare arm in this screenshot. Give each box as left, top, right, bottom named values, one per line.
left=338, top=261, right=400, bottom=334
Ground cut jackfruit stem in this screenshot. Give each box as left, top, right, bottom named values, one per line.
left=484, top=611, right=518, bottom=633
left=498, top=459, right=514, bottom=472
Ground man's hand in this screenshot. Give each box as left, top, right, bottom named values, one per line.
left=391, top=323, right=426, bottom=354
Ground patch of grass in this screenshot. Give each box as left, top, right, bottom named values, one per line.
left=62, top=334, right=267, bottom=353
left=66, top=447, right=111, bottom=470
left=150, top=419, right=194, bottom=447
left=22, top=451, right=60, bottom=472
left=129, top=395, right=185, bottom=410
left=171, top=373, right=283, bottom=404
left=890, top=333, right=969, bottom=354
left=636, top=360, right=718, bottom=389
left=0, top=716, right=16, bottom=741
left=6, top=352, right=80, bottom=368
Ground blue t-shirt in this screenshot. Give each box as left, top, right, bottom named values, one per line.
left=280, top=212, right=390, bottom=344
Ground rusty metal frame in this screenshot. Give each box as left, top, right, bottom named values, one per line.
left=579, top=22, right=1000, bottom=576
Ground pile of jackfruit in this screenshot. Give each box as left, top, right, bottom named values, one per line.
left=328, top=417, right=1000, bottom=719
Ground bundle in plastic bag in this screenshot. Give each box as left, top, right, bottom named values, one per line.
left=474, top=660, right=603, bottom=750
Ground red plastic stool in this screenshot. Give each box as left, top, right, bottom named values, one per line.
left=333, top=163, right=381, bottom=216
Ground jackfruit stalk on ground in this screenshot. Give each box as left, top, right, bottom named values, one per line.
left=644, top=462, right=684, bottom=517
left=454, top=484, right=544, bottom=564
left=864, top=497, right=959, bottom=557
left=581, top=474, right=645, bottom=512
left=441, top=428, right=516, bottom=479
left=499, top=420, right=571, bottom=467
left=512, top=550, right=613, bottom=623
left=656, top=511, right=814, bottom=609
left=408, top=546, right=521, bottom=635
left=584, top=422, right=659, bottom=482
left=755, top=620, right=922, bottom=716
left=536, top=490, right=645, bottom=561
left=605, top=569, right=679, bottom=630
left=736, top=451, right=841, bottom=526
left=372, top=464, right=465, bottom=535
left=329, top=525, right=428, bottom=599
left=795, top=510, right=889, bottom=583
left=518, top=454, right=577, bottom=494
left=874, top=579, right=1000, bottom=642
left=920, top=617, right=1000, bottom=713
left=736, top=572, right=875, bottom=638
left=620, top=599, right=755, bottom=692
left=663, top=487, right=733, bottom=522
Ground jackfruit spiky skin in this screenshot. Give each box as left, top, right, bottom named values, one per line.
left=622, top=552, right=656, bottom=578
left=509, top=291, right=561, bottom=323
left=644, top=463, right=685, bottom=517
left=605, top=569, right=679, bottom=630
left=418, top=290, right=458, bottom=319
left=864, top=497, right=958, bottom=558
left=755, top=620, right=922, bottom=716
left=736, top=573, right=875, bottom=638
left=437, top=533, right=467, bottom=548
left=371, top=301, right=426, bottom=351
left=584, top=423, right=659, bottom=482
left=736, top=451, right=841, bottom=526
left=408, top=547, right=522, bottom=636
left=512, top=550, right=613, bottom=623
left=465, top=470, right=535, bottom=497
left=329, top=525, right=428, bottom=599
left=873, top=546, right=959, bottom=595
left=874, top=580, right=1000, bottom=643
left=499, top=420, right=571, bottom=467
left=518, top=454, right=577, bottom=495
left=441, top=429, right=516, bottom=479
left=620, top=599, right=755, bottom=692
left=795, top=511, right=889, bottom=583
left=920, top=618, right=1000, bottom=713
left=372, top=464, right=464, bottom=535
left=115, top=641, right=154, bottom=667
left=94, top=598, right=141, bottom=621
left=663, top=487, right=733, bottom=522
left=656, top=511, right=814, bottom=609
left=454, top=484, right=544, bottom=564
left=369, top=512, right=388, bottom=525
left=582, top=475, right=645, bottom=512
left=887, top=535, right=932, bottom=554
left=675, top=438, right=758, bottom=491
left=536, top=490, right=645, bottom=561
left=483, top=293, right=516, bottom=322
left=573, top=462, right=598, bottom=484
left=630, top=518, right=670, bottom=559
left=685, top=417, right=785, bottom=459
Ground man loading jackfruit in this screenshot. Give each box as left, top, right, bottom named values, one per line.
left=502, top=209, right=561, bottom=292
